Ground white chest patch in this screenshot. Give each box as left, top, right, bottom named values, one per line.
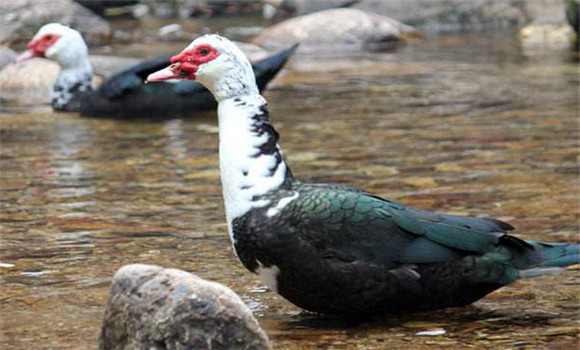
left=255, top=260, right=280, bottom=293
left=266, top=192, right=299, bottom=217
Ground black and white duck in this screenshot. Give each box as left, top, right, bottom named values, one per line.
left=147, top=34, right=579, bottom=316
left=16, top=23, right=296, bottom=119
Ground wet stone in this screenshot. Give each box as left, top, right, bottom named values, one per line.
left=99, top=264, right=270, bottom=350
left=253, top=8, right=420, bottom=52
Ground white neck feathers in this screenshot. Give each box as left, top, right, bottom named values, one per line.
left=217, top=94, right=289, bottom=240
left=206, top=69, right=259, bottom=102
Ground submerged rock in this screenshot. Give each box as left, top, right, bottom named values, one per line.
left=0, top=0, right=111, bottom=46
left=253, top=8, right=420, bottom=52
left=99, top=264, right=270, bottom=350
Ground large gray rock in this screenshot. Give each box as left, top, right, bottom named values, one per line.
left=253, top=8, right=420, bottom=52
left=99, top=264, right=270, bottom=350
left=355, top=0, right=528, bottom=33
left=0, top=0, right=111, bottom=46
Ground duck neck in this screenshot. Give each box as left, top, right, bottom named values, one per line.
left=217, top=93, right=293, bottom=240
left=52, top=58, right=93, bottom=112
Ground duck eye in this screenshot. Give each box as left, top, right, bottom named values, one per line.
left=46, top=35, right=53, bottom=41
left=199, top=48, right=209, bottom=56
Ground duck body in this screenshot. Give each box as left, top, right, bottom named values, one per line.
left=233, top=181, right=576, bottom=315
left=218, top=95, right=577, bottom=316
left=148, top=34, right=579, bottom=316
left=79, top=56, right=213, bottom=118
left=18, top=23, right=296, bottom=119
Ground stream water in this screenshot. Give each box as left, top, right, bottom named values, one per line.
left=1, top=30, right=579, bottom=349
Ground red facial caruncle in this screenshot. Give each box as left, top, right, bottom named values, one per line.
left=146, top=44, right=220, bottom=82
left=16, top=34, right=60, bottom=62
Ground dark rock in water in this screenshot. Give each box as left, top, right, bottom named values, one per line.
left=99, top=264, right=270, bottom=350
left=262, top=0, right=360, bottom=19
left=73, top=0, right=138, bottom=15
left=565, top=0, right=579, bottom=34
left=0, top=0, right=111, bottom=46
left=0, top=46, right=16, bottom=72
left=566, top=0, right=579, bottom=47
left=141, top=0, right=261, bottom=19
left=355, top=0, right=528, bottom=33
left=253, top=8, right=421, bottom=53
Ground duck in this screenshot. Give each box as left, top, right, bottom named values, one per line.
left=147, top=34, right=579, bottom=316
left=16, top=23, right=297, bottom=119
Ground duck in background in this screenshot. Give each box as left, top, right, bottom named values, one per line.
left=16, top=23, right=297, bottom=119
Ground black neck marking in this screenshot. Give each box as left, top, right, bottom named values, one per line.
left=248, top=104, right=294, bottom=196
left=52, top=74, right=93, bottom=112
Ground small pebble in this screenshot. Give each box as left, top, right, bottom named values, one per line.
left=416, top=329, right=446, bottom=336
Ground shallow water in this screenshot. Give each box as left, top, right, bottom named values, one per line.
left=1, top=33, right=579, bottom=349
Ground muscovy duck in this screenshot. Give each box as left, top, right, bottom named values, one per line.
left=16, top=23, right=296, bottom=119
left=147, top=34, right=579, bottom=316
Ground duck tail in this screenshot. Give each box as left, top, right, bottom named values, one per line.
left=518, top=241, right=579, bottom=278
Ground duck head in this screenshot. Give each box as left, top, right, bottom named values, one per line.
left=147, top=34, right=258, bottom=101
left=16, top=23, right=89, bottom=69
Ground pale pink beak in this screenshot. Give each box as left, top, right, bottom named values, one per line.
left=15, top=49, right=36, bottom=63
left=146, top=63, right=182, bottom=83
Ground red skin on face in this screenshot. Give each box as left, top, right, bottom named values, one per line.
left=146, top=44, right=221, bottom=82
left=168, top=44, right=220, bottom=79
left=27, top=34, right=61, bottom=58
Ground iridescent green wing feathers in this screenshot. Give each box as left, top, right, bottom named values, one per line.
left=290, top=186, right=522, bottom=267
